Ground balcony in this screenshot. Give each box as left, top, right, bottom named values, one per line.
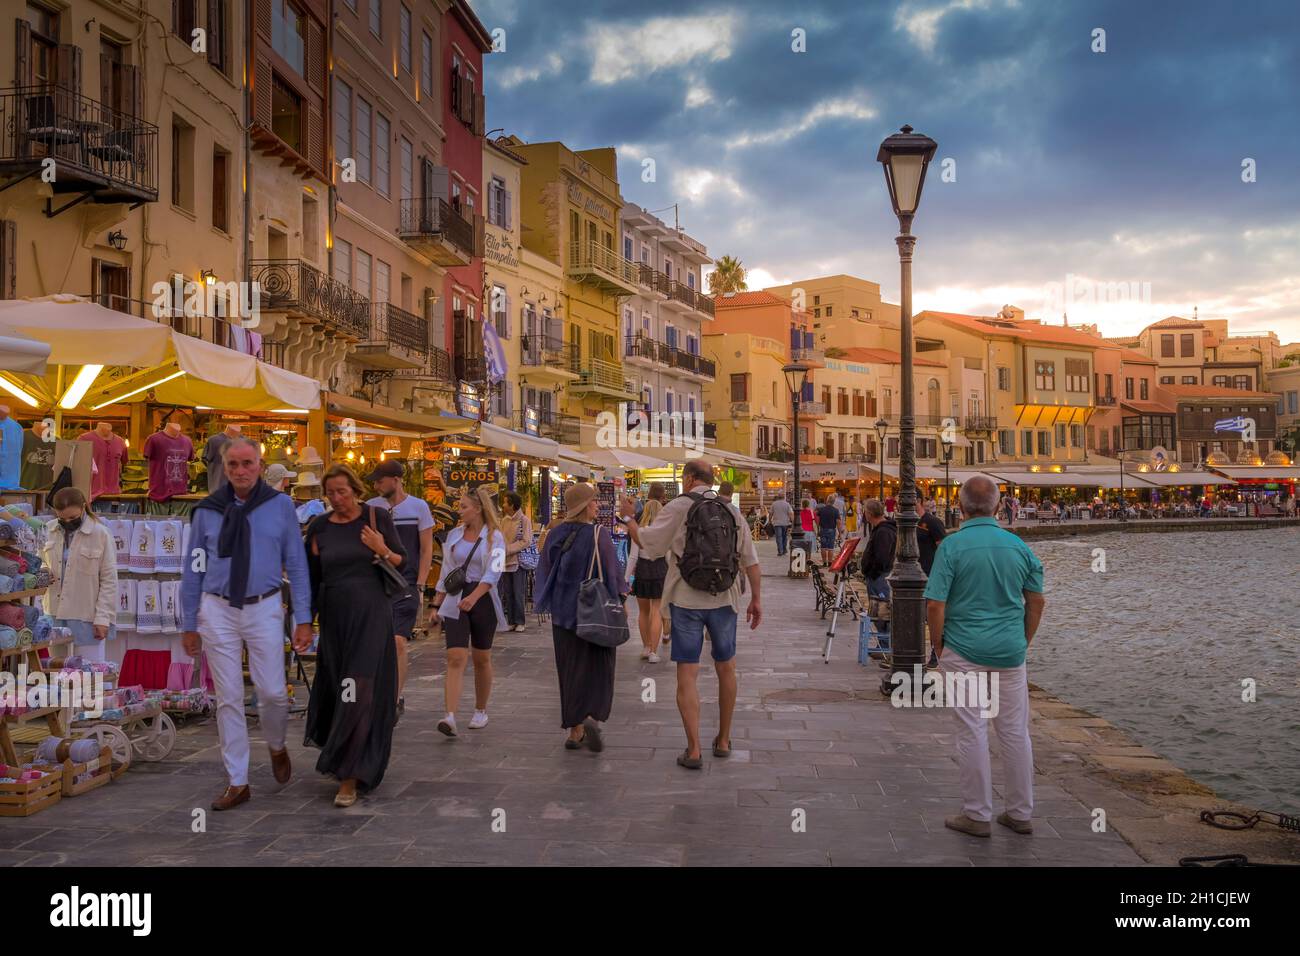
left=567, top=239, right=638, bottom=297
left=0, top=84, right=159, bottom=212
left=798, top=401, right=828, bottom=419
left=398, top=197, right=474, bottom=266
left=1096, top=395, right=1117, bottom=407
left=520, top=334, right=578, bottom=384
left=455, top=354, right=487, bottom=383
left=790, top=346, right=825, bottom=367
left=517, top=409, right=581, bottom=444
left=624, top=334, right=665, bottom=366
left=873, top=414, right=963, bottom=429
left=637, top=262, right=667, bottom=296
left=389, top=346, right=454, bottom=386
left=964, top=415, right=998, bottom=433
left=568, top=357, right=638, bottom=400
left=354, top=302, right=430, bottom=369
left=248, top=259, right=370, bottom=339
left=697, top=356, right=716, bottom=378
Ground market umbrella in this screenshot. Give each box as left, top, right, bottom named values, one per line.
left=0, top=322, right=52, bottom=375
left=587, top=447, right=672, bottom=471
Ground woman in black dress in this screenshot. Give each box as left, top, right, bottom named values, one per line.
left=533, top=482, right=628, bottom=751
left=631, top=496, right=666, bottom=662
left=302, top=464, right=406, bottom=807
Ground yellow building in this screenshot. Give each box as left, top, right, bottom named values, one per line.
left=501, top=137, right=637, bottom=443
left=765, top=274, right=901, bottom=349
left=917, top=308, right=1099, bottom=465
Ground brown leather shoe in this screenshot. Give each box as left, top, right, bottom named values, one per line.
left=211, top=785, right=251, bottom=811
left=270, top=747, right=291, bottom=785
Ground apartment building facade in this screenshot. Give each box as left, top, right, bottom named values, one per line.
left=1, top=1, right=244, bottom=341
left=505, top=137, right=637, bottom=442
left=764, top=273, right=901, bottom=348
left=331, top=0, right=457, bottom=413
left=619, top=202, right=715, bottom=441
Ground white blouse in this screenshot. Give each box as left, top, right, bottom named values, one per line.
left=434, top=525, right=507, bottom=625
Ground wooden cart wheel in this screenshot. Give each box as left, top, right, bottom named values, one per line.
left=84, top=723, right=132, bottom=778
left=131, top=712, right=176, bottom=762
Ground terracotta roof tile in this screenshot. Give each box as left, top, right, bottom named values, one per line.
left=712, top=290, right=789, bottom=309
left=1117, top=348, right=1158, bottom=365
left=917, top=311, right=1104, bottom=348
left=1149, top=316, right=1203, bottom=329
left=838, top=347, right=946, bottom=368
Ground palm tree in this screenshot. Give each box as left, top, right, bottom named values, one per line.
left=708, top=255, right=748, bottom=295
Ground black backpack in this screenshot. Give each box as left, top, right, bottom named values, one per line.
left=677, top=492, right=739, bottom=594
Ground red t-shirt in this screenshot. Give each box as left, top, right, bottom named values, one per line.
left=800, top=508, right=815, bottom=531
left=78, top=430, right=128, bottom=498
left=142, top=431, right=193, bottom=501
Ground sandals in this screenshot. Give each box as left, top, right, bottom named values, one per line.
left=581, top=719, right=604, bottom=752
left=712, top=736, right=731, bottom=758
left=677, top=751, right=703, bottom=770
left=564, top=737, right=583, bottom=750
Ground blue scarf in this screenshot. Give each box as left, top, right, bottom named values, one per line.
left=194, top=479, right=281, bottom=608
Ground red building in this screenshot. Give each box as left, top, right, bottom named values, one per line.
left=441, top=0, right=490, bottom=387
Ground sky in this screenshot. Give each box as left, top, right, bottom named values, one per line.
left=473, top=0, right=1300, bottom=343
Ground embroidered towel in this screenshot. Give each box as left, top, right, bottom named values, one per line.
left=130, top=520, right=156, bottom=573
left=116, top=577, right=137, bottom=630
left=154, top=520, right=184, bottom=573
left=108, top=519, right=132, bottom=565
left=135, top=579, right=161, bottom=633
left=160, top=580, right=180, bottom=633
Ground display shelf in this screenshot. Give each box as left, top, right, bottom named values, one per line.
left=0, top=587, right=50, bottom=602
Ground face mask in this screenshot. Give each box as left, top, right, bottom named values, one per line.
left=59, top=516, right=83, bottom=533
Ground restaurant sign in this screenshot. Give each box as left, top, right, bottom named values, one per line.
left=457, top=382, right=482, bottom=419
left=522, top=405, right=540, bottom=436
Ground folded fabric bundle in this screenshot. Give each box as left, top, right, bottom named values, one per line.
left=0, top=555, right=20, bottom=577
left=0, top=524, right=13, bottom=542
left=116, top=577, right=136, bottom=630
left=135, top=579, right=161, bottom=633
left=0, top=626, right=16, bottom=649
left=16, top=627, right=32, bottom=646
left=154, top=519, right=184, bottom=573
left=33, top=569, right=51, bottom=588
left=0, top=574, right=13, bottom=594
left=32, top=615, right=52, bottom=644
left=130, top=521, right=156, bottom=573
left=20, top=550, right=42, bottom=573
left=160, top=580, right=180, bottom=633
left=0, top=603, right=26, bottom=629
left=20, top=573, right=36, bottom=591
left=22, top=604, right=39, bottom=627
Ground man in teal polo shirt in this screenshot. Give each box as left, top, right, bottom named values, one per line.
left=924, top=474, right=1046, bottom=838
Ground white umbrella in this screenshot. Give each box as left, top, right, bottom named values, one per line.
left=0, top=323, right=51, bottom=375
left=587, top=447, right=672, bottom=470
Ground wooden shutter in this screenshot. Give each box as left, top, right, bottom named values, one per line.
left=306, top=16, right=325, bottom=93
left=254, top=0, right=271, bottom=37
left=449, top=66, right=459, bottom=115
left=58, top=44, right=83, bottom=93
left=306, top=100, right=325, bottom=174
left=0, top=221, right=16, bottom=300
left=473, top=213, right=485, bottom=258
left=503, top=188, right=511, bottom=230
left=253, top=56, right=272, bottom=128
left=123, top=64, right=142, bottom=119
left=100, top=54, right=113, bottom=108
left=15, top=19, right=30, bottom=86
left=207, top=0, right=224, bottom=70
left=473, top=92, right=485, bottom=136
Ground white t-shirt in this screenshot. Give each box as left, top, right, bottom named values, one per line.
left=366, top=494, right=433, bottom=584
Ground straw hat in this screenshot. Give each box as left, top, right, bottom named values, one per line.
left=564, top=482, right=597, bottom=520
left=296, top=446, right=325, bottom=468
left=294, top=471, right=321, bottom=488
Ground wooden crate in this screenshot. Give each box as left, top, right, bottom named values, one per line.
left=59, top=744, right=113, bottom=797
left=0, top=764, right=62, bottom=817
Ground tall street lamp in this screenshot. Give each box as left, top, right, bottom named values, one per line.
left=877, top=124, right=938, bottom=689
left=875, top=417, right=889, bottom=500
left=784, top=362, right=810, bottom=574
left=941, top=435, right=954, bottom=528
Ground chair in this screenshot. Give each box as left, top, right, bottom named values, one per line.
left=24, top=93, right=79, bottom=149
left=87, top=127, right=134, bottom=165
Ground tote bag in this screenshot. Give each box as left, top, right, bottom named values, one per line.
left=575, top=524, right=630, bottom=647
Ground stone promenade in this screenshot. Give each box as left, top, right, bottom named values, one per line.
left=2, top=540, right=1154, bottom=867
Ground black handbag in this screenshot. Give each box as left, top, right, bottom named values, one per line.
left=575, top=525, right=630, bottom=647
left=442, top=532, right=482, bottom=597
left=368, top=506, right=412, bottom=599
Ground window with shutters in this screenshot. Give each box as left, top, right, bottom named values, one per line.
left=101, top=39, right=125, bottom=113
left=356, top=96, right=371, bottom=183
left=997, top=366, right=1011, bottom=390
left=207, top=0, right=229, bottom=73
left=26, top=4, right=60, bottom=86
left=1233, top=374, right=1251, bottom=390
left=998, top=430, right=1014, bottom=456
left=492, top=284, right=508, bottom=338
left=1139, top=378, right=1148, bottom=400
left=488, top=176, right=508, bottom=227
left=369, top=0, right=381, bottom=38
left=354, top=249, right=371, bottom=300
left=730, top=373, right=748, bottom=402
left=1064, top=358, right=1088, bottom=392
left=1037, top=431, right=1051, bottom=456
left=375, top=114, right=390, bottom=198
left=399, top=138, right=412, bottom=201
left=1055, top=423, right=1066, bottom=448
left=212, top=146, right=229, bottom=232
left=374, top=260, right=389, bottom=304
left=270, top=73, right=302, bottom=153
left=1180, top=333, right=1195, bottom=357
left=333, top=239, right=351, bottom=286
left=1125, top=377, right=1134, bottom=400
left=399, top=5, right=412, bottom=73
left=420, top=32, right=434, bottom=98
left=450, top=53, right=461, bottom=115
left=170, top=116, right=194, bottom=210
left=1021, top=430, right=1033, bottom=456
left=1160, top=334, right=1175, bottom=357
left=462, top=71, right=476, bottom=127
left=1033, top=360, right=1055, bottom=391
left=173, top=1, right=198, bottom=43
left=271, top=0, right=305, bottom=76
left=333, top=78, right=351, bottom=169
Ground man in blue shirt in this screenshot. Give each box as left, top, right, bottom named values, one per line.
left=181, top=437, right=312, bottom=811
left=924, top=474, right=1045, bottom=838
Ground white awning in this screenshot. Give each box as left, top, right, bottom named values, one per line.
left=1212, top=466, right=1300, bottom=481
left=0, top=325, right=51, bottom=374
left=478, top=421, right=560, bottom=463
left=556, top=445, right=602, bottom=477
left=586, top=447, right=671, bottom=471
left=987, top=470, right=1159, bottom=488
left=1137, top=471, right=1236, bottom=486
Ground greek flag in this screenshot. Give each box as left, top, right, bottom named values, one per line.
left=482, top=315, right=508, bottom=383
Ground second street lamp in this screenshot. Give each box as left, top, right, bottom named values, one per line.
left=875, top=417, right=889, bottom=501
left=877, top=124, right=938, bottom=693
left=783, top=362, right=810, bottom=574
left=941, top=436, right=954, bottom=527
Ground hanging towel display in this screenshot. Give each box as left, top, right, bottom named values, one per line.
left=116, top=577, right=137, bottom=630
left=160, top=580, right=180, bottom=633
left=135, top=579, right=162, bottom=633
left=129, top=520, right=156, bottom=573
left=108, top=519, right=132, bottom=565
left=154, top=519, right=184, bottom=573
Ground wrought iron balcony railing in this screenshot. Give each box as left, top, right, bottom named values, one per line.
left=398, top=197, right=474, bottom=257
left=455, top=354, right=487, bottom=383
left=0, top=84, right=159, bottom=204
left=964, top=415, right=998, bottom=431
left=521, top=334, right=575, bottom=369
left=248, top=259, right=370, bottom=338
left=697, top=355, right=716, bottom=378
left=1096, top=395, right=1117, bottom=406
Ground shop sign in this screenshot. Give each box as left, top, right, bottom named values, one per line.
left=566, top=181, right=612, bottom=222
left=457, top=382, right=482, bottom=419
left=444, top=464, right=500, bottom=491
left=484, top=231, right=519, bottom=268
left=522, top=406, right=540, bottom=436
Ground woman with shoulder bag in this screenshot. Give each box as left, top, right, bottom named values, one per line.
left=303, top=464, right=407, bottom=807
left=499, top=491, right=534, bottom=633
left=431, top=486, right=506, bottom=736
left=533, top=483, right=629, bottom=751
left=42, top=487, right=118, bottom=661
left=630, top=496, right=667, bottom=662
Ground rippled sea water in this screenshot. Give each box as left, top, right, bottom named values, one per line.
left=1026, top=529, right=1300, bottom=815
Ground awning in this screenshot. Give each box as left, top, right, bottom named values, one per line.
left=713, top=449, right=793, bottom=472
left=0, top=295, right=171, bottom=366
left=987, top=470, right=1159, bottom=488
left=557, top=446, right=602, bottom=476
left=1136, top=470, right=1235, bottom=486
left=587, top=447, right=671, bottom=471
left=0, top=324, right=51, bottom=374
left=478, top=420, right=560, bottom=462
left=799, top=461, right=900, bottom=481
left=1211, top=466, right=1300, bottom=481
left=327, top=394, right=475, bottom=434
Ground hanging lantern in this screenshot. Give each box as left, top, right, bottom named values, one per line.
left=383, top=435, right=402, bottom=452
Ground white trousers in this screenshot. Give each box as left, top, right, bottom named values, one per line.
left=198, top=593, right=288, bottom=787
left=939, top=647, right=1034, bottom=823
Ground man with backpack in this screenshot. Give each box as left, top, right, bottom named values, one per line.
left=619, top=459, right=762, bottom=770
